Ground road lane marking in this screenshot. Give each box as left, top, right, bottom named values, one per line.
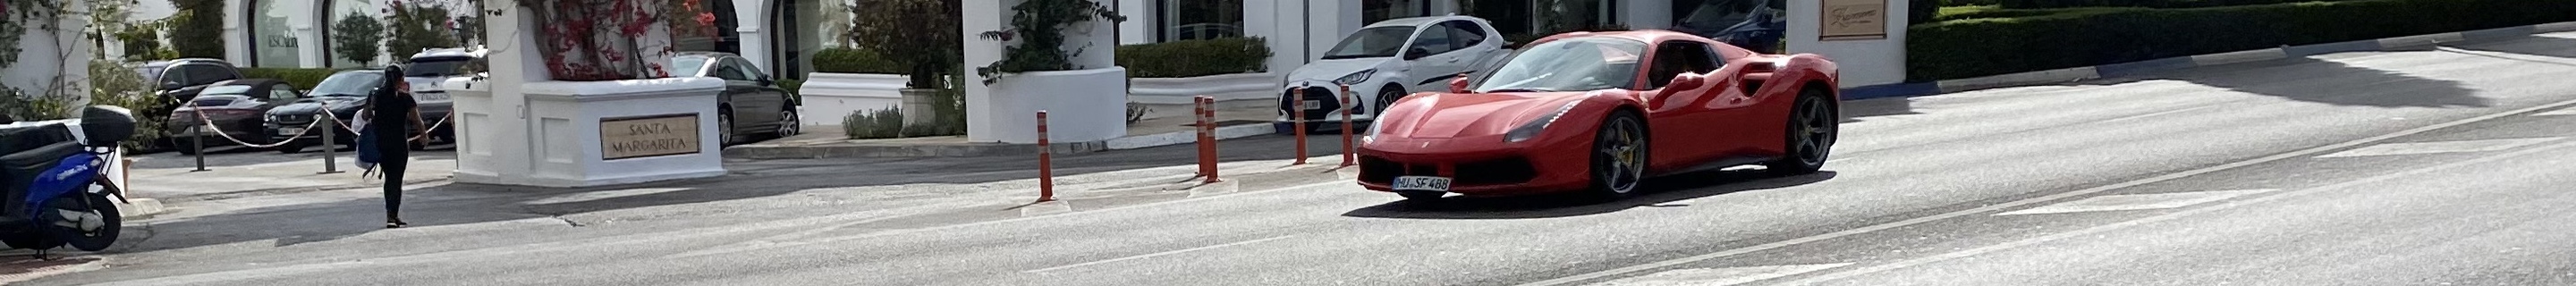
left=1778, top=136, right=2576, bottom=285
left=1023, top=235, right=1294, bottom=273
left=2538, top=106, right=2576, bottom=116
left=1994, top=189, right=2278, bottom=215
left=2316, top=138, right=2563, bottom=158
left=1513, top=96, right=2576, bottom=286
left=1582, top=263, right=1852, bottom=286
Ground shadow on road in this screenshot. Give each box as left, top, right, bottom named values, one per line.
left=131, top=144, right=457, bottom=169
left=1840, top=97, right=1919, bottom=123
left=2451, top=34, right=2576, bottom=59
left=2145, top=57, right=2487, bottom=108
left=1338, top=170, right=1836, bottom=220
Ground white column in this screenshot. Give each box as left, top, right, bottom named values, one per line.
left=1244, top=0, right=1298, bottom=72
left=454, top=0, right=543, bottom=183
left=1787, top=0, right=1908, bottom=87
left=1117, top=0, right=1152, bottom=44
left=1307, top=0, right=1364, bottom=63
left=960, top=0, right=1004, bottom=140
left=1621, top=0, right=1673, bottom=30
left=225, top=0, right=250, bottom=63
left=733, top=0, right=774, bottom=73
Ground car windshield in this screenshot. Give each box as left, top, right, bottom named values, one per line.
left=199, top=85, right=254, bottom=96
left=1321, top=26, right=1419, bottom=60
left=1469, top=38, right=1648, bottom=93
left=670, top=56, right=709, bottom=77
left=311, top=72, right=384, bottom=97
left=405, top=57, right=473, bottom=77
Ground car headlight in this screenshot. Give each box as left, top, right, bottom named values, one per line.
left=1334, top=70, right=1376, bottom=86
left=1504, top=101, right=1581, bottom=143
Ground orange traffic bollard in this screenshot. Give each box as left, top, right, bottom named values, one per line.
left=1199, top=96, right=1222, bottom=183
left=1339, top=84, right=1356, bottom=167
left=1037, top=111, right=1055, bottom=203
left=1292, top=88, right=1309, bottom=165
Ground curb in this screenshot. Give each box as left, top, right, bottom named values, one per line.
left=116, top=198, right=165, bottom=220
left=1836, top=21, right=2576, bottom=99
left=724, top=123, right=1274, bottom=159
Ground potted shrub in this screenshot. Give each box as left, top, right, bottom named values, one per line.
left=962, top=0, right=1128, bottom=144
left=848, top=0, right=962, bottom=127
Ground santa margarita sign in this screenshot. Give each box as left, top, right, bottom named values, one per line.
left=599, top=114, right=702, bottom=160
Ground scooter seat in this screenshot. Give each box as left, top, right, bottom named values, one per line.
left=0, top=122, right=73, bottom=155
left=0, top=142, right=82, bottom=215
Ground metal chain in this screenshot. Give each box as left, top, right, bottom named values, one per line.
left=171, top=97, right=456, bottom=147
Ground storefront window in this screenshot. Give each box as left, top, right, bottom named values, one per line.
left=1156, top=0, right=1242, bottom=42
left=1460, top=0, right=1530, bottom=35
left=326, top=0, right=381, bottom=68
left=1672, top=0, right=1784, bottom=38
left=1537, top=0, right=1618, bottom=32
left=1363, top=0, right=1430, bottom=25
left=250, top=0, right=314, bottom=67
left=674, top=0, right=740, bottom=53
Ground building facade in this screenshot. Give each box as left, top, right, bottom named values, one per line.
left=114, top=0, right=1781, bottom=80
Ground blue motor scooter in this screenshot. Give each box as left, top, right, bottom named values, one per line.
left=0, top=105, right=137, bottom=255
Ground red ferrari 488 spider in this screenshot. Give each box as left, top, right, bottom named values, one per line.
left=1355, top=29, right=1841, bottom=201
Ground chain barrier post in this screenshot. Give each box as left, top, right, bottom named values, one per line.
left=1339, top=84, right=1355, bottom=167
left=1036, top=110, right=1055, bottom=203
left=318, top=104, right=342, bottom=174
left=1292, top=88, right=1308, bottom=165
left=190, top=114, right=208, bottom=172
left=1199, top=96, right=1222, bottom=183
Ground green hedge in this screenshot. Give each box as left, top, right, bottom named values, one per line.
left=1999, top=0, right=2365, bottom=9
left=1908, top=0, right=2576, bottom=81
left=240, top=67, right=343, bottom=90
left=1116, top=37, right=1272, bottom=78
left=812, top=47, right=908, bottom=74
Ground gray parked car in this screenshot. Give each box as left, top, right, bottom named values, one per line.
left=669, top=52, right=802, bottom=145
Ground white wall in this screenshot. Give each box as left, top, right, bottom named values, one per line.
left=4, top=0, right=97, bottom=105
left=1787, top=0, right=1909, bottom=87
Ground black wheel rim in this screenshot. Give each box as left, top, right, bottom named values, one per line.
left=1792, top=97, right=1835, bottom=165
left=719, top=114, right=734, bottom=143
left=1595, top=117, right=1646, bottom=194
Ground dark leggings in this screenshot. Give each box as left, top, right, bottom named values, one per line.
left=380, top=149, right=409, bottom=219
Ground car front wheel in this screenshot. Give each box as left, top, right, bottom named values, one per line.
left=1588, top=110, right=1648, bottom=200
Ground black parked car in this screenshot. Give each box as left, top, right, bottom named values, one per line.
left=167, top=79, right=302, bottom=154
left=148, top=59, right=245, bottom=109
left=264, top=70, right=422, bottom=154
left=670, top=52, right=802, bottom=145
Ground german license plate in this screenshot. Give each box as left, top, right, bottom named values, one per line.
left=1393, top=176, right=1453, bottom=191
left=1299, top=100, right=1323, bottom=110
left=279, top=127, right=306, bottom=136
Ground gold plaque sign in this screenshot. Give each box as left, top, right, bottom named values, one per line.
left=599, top=114, right=701, bottom=160
left=1820, top=0, right=1890, bottom=41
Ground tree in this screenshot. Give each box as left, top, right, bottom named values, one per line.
left=332, top=13, right=388, bottom=65
left=170, top=0, right=226, bottom=58
left=384, top=1, right=459, bottom=59
left=848, top=0, right=961, bottom=88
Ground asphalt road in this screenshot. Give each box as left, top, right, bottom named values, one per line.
left=21, top=32, right=2576, bottom=285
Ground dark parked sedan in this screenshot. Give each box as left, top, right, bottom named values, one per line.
left=168, top=79, right=301, bottom=155
left=671, top=52, right=803, bottom=146
left=264, top=70, right=396, bottom=154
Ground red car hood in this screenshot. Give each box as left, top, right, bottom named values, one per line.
left=1378, top=91, right=1591, bottom=139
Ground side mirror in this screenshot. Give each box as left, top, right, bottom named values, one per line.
left=1403, top=46, right=1433, bottom=61
left=756, top=77, right=775, bottom=87
left=1448, top=73, right=1472, bottom=94
left=1666, top=73, right=1707, bottom=91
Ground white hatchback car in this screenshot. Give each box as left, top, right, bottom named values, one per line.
left=1278, top=15, right=1510, bottom=127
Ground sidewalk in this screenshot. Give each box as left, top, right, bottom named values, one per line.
left=124, top=148, right=457, bottom=202
left=725, top=103, right=1280, bottom=159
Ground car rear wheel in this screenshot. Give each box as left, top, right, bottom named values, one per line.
left=718, top=111, right=737, bottom=146
left=1764, top=89, right=1836, bottom=175
left=1588, top=110, right=1648, bottom=200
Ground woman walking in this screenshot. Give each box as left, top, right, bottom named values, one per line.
left=369, top=65, right=425, bottom=228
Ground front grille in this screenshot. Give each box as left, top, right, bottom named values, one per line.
left=1279, top=87, right=1345, bottom=120
left=1454, top=157, right=1537, bottom=185
left=1359, top=156, right=1403, bottom=184
left=271, top=114, right=314, bottom=126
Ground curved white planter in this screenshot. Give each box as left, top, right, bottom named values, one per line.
left=795, top=72, right=909, bottom=126
left=1126, top=72, right=1282, bottom=105
left=970, top=67, right=1129, bottom=144
left=447, top=77, right=728, bottom=188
